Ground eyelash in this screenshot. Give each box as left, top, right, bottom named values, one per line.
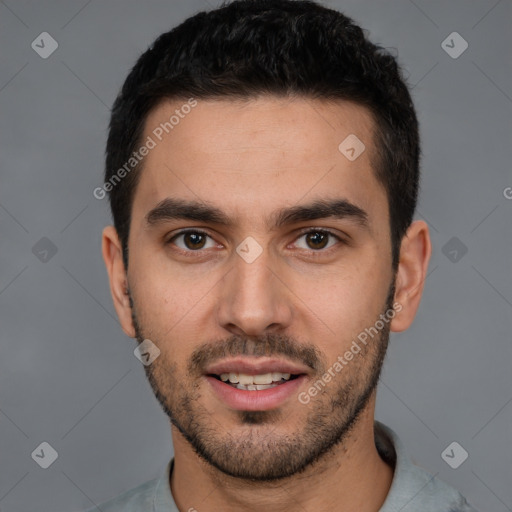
left=166, top=228, right=345, bottom=257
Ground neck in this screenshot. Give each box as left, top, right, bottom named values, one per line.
left=170, top=395, right=393, bottom=512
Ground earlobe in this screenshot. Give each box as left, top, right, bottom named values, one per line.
left=101, top=225, right=136, bottom=338
left=390, top=220, right=431, bottom=333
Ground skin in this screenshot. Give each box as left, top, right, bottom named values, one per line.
left=102, top=96, right=431, bottom=512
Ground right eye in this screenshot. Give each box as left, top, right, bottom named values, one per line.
left=167, top=229, right=219, bottom=252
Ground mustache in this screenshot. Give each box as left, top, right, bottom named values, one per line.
left=188, top=332, right=325, bottom=376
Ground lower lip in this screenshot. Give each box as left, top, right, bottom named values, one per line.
left=205, top=375, right=306, bottom=411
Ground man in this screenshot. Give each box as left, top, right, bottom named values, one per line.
left=95, top=0, right=479, bottom=510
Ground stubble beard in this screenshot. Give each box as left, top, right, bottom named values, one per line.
left=128, top=283, right=394, bottom=481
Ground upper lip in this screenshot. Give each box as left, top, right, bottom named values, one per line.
left=205, top=357, right=310, bottom=376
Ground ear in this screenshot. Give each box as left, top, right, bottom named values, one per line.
left=390, top=220, right=432, bottom=332
left=102, top=225, right=136, bottom=338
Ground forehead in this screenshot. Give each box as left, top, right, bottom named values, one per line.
left=131, top=96, right=387, bottom=230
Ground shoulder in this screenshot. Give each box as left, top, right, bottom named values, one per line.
left=375, top=421, right=480, bottom=512
left=401, top=462, right=479, bottom=511
left=82, top=476, right=159, bottom=512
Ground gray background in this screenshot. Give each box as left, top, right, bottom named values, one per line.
left=1, top=0, right=511, bottom=510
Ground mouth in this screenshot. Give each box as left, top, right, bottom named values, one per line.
left=209, top=371, right=301, bottom=391
left=204, top=358, right=309, bottom=411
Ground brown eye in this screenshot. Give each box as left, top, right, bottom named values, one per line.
left=183, top=232, right=206, bottom=249
left=168, top=230, right=215, bottom=251
left=305, top=231, right=329, bottom=250
left=294, top=230, right=340, bottom=251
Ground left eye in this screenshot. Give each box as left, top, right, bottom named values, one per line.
left=167, top=229, right=341, bottom=252
left=293, top=230, right=340, bottom=251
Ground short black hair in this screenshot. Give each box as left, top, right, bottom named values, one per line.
left=104, top=0, right=420, bottom=270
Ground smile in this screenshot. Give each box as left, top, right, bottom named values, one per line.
left=204, top=358, right=309, bottom=410
left=212, top=372, right=297, bottom=390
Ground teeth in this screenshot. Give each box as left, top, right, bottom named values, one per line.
left=219, top=372, right=293, bottom=386
left=235, top=383, right=277, bottom=391
left=253, top=373, right=272, bottom=384
left=238, top=374, right=254, bottom=385
left=255, top=384, right=274, bottom=390
left=273, top=372, right=290, bottom=381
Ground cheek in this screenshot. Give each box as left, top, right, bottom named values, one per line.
left=130, top=254, right=205, bottom=319
left=129, top=262, right=219, bottom=360
left=293, top=257, right=390, bottom=349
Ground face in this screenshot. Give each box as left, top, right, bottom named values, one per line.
left=122, top=97, right=398, bottom=480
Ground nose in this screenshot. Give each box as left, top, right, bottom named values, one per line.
left=216, top=247, right=293, bottom=337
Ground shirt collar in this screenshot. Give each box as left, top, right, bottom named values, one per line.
left=153, top=458, right=177, bottom=511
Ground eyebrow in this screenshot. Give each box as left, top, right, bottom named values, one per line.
left=145, top=197, right=369, bottom=231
